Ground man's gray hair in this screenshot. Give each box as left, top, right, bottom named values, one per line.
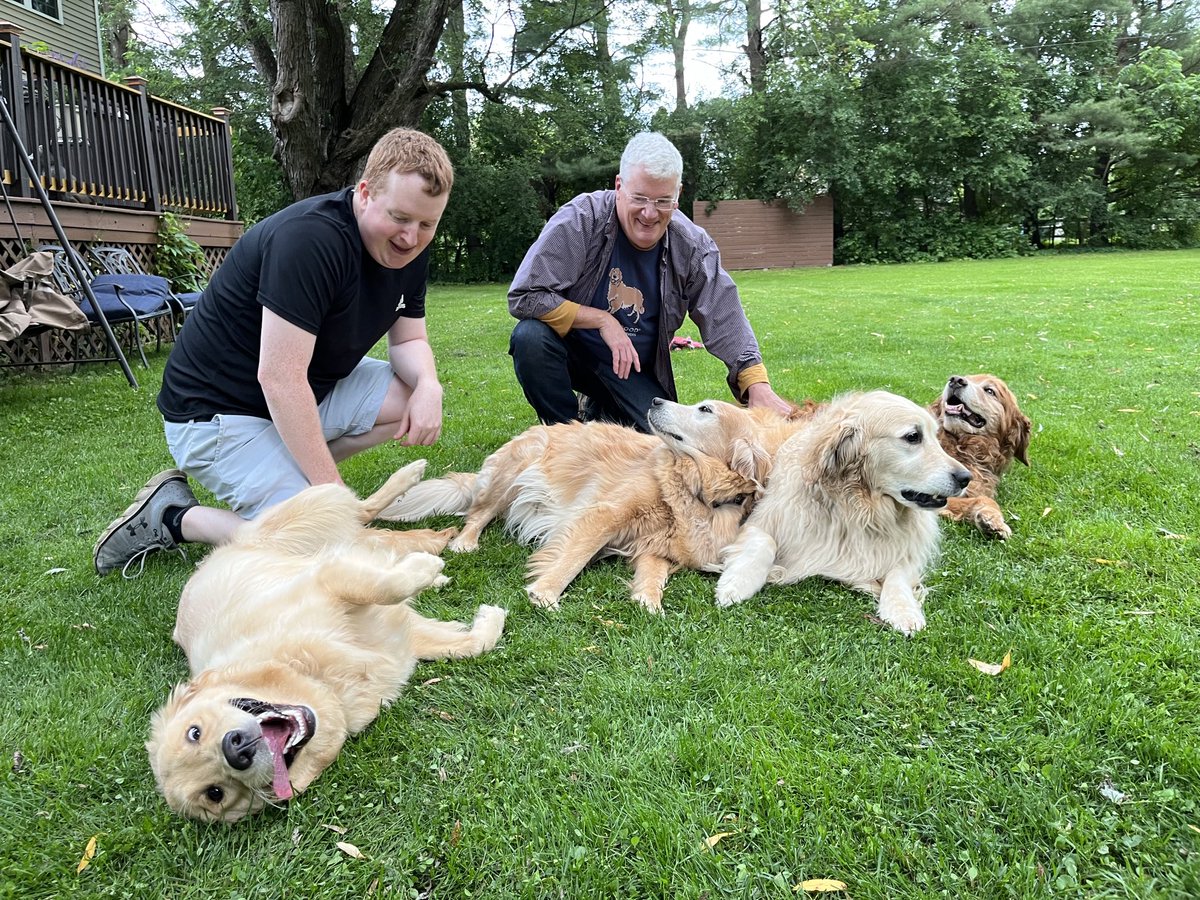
left=619, top=132, right=683, bottom=184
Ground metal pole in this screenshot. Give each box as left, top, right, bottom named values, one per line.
left=0, top=94, right=138, bottom=388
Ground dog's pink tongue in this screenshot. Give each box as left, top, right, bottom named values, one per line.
left=261, top=722, right=293, bottom=800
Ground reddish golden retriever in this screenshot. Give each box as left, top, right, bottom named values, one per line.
left=930, top=374, right=1031, bottom=540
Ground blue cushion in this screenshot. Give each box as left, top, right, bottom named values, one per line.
left=80, top=274, right=174, bottom=319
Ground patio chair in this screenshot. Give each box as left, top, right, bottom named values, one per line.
left=39, top=244, right=177, bottom=368
left=87, top=244, right=204, bottom=319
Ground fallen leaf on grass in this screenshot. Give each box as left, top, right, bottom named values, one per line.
left=795, top=879, right=848, bottom=893
left=450, top=820, right=462, bottom=847
left=1116, top=408, right=1142, bottom=413
left=1111, top=445, right=1125, bottom=458
left=1123, top=610, right=1156, bottom=616
left=336, top=841, right=366, bottom=859
left=861, top=612, right=886, bottom=627
left=44, top=567, right=67, bottom=576
left=421, top=677, right=443, bottom=687
left=968, top=651, right=1012, bottom=676
left=1091, top=558, right=1125, bottom=566
left=320, top=823, right=348, bottom=835
left=703, top=831, right=737, bottom=850
left=12, top=750, right=24, bottom=773
left=71, top=623, right=95, bottom=630
left=593, top=617, right=626, bottom=629
left=76, top=835, right=97, bottom=874
left=1156, top=528, right=1189, bottom=540
left=580, top=645, right=601, bottom=654
left=1188, top=824, right=1200, bottom=835
left=426, top=708, right=454, bottom=722
left=1041, top=506, right=1052, bottom=518
left=1098, top=780, right=1126, bottom=804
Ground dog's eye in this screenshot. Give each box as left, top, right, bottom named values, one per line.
left=204, top=785, right=225, bottom=804
left=903, top=430, right=922, bottom=445
left=187, top=726, right=202, bottom=743
left=983, top=386, right=996, bottom=396
left=698, top=404, right=713, bottom=414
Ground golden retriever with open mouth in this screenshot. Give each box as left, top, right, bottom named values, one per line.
left=930, top=374, right=1031, bottom=540
left=715, top=391, right=972, bottom=635
left=377, top=398, right=804, bottom=613
left=146, top=461, right=507, bottom=823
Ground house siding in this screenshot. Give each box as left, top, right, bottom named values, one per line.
left=1, top=0, right=103, bottom=73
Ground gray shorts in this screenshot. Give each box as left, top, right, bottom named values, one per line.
left=164, top=357, right=394, bottom=519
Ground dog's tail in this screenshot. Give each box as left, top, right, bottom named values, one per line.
left=375, top=472, right=478, bottom=522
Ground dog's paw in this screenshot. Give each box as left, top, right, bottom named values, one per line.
left=392, top=458, right=429, bottom=494
left=633, top=592, right=664, bottom=615
left=448, top=534, right=480, bottom=553
left=714, top=585, right=746, bottom=609
left=474, top=604, right=508, bottom=634
left=430, top=574, right=451, bottom=590
left=526, top=585, right=561, bottom=611
left=977, top=512, right=1012, bottom=540
left=878, top=603, right=926, bottom=636
left=403, top=551, right=446, bottom=589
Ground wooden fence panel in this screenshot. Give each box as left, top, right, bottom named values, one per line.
left=692, top=196, right=833, bottom=270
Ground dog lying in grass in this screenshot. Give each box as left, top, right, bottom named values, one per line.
left=715, top=391, right=971, bottom=635
left=147, top=461, right=506, bottom=823
left=378, top=399, right=808, bottom=613
left=930, top=374, right=1031, bottom=540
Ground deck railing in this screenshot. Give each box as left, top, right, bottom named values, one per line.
left=0, top=23, right=237, bottom=220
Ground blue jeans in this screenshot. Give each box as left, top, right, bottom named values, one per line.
left=508, top=319, right=664, bottom=433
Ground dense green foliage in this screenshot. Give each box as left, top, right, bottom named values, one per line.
left=154, top=213, right=210, bottom=293
left=2, top=251, right=1199, bottom=897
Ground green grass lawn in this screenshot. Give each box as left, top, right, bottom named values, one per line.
left=1, top=250, right=1198, bottom=898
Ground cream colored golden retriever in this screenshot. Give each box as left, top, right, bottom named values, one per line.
left=146, top=461, right=506, bottom=823
left=378, top=399, right=804, bottom=613
left=930, top=374, right=1031, bottom=540
left=715, top=391, right=972, bottom=635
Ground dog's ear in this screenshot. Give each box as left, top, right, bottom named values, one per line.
left=929, top=397, right=945, bottom=420
left=1009, top=412, right=1032, bottom=466
left=684, top=456, right=756, bottom=506
left=816, top=413, right=863, bottom=481
left=729, top=437, right=771, bottom=485
left=699, top=460, right=759, bottom=507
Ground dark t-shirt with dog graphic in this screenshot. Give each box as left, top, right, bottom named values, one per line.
left=577, top=228, right=660, bottom=371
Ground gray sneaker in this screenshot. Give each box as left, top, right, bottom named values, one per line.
left=94, top=469, right=198, bottom=577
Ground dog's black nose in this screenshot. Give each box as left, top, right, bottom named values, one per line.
left=222, top=727, right=259, bottom=771
left=953, top=469, right=972, bottom=491
left=949, top=375, right=967, bottom=388
left=651, top=397, right=665, bottom=407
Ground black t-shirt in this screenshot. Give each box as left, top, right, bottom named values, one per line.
left=157, top=188, right=428, bottom=422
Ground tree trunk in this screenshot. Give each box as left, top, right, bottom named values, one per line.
left=667, top=0, right=690, bottom=111
left=259, top=0, right=452, bottom=199
left=269, top=0, right=350, bottom=198
left=745, top=0, right=766, bottom=94
left=446, top=0, right=471, bottom=154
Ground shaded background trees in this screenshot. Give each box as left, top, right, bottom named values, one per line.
left=110, top=0, right=1200, bottom=274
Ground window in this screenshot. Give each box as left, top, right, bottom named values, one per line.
left=7, top=0, right=61, bottom=19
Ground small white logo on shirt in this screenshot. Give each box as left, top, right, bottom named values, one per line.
left=395, top=295, right=406, bottom=311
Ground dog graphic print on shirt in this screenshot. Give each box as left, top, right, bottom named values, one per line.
left=579, top=229, right=660, bottom=370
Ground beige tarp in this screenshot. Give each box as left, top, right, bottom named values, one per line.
left=0, top=251, right=89, bottom=342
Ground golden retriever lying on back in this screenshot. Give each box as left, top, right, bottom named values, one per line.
left=930, top=374, right=1031, bottom=539
left=378, top=399, right=805, bottom=613
left=147, top=461, right=506, bottom=823
left=715, top=391, right=971, bottom=635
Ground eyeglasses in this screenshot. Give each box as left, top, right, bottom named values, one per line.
left=621, top=187, right=678, bottom=212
